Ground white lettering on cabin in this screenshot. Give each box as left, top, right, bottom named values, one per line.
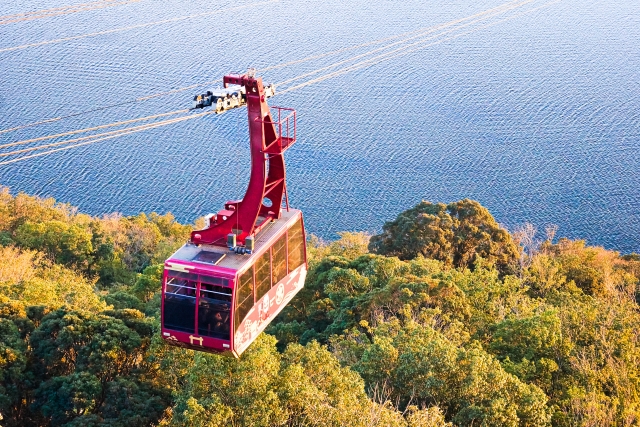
left=276, top=283, right=285, bottom=304
left=236, top=266, right=307, bottom=355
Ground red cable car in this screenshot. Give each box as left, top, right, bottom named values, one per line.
left=161, top=71, right=306, bottom=358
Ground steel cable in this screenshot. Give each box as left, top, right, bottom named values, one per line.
left=0, top=86, right=217, bottom=136
left=258, top=0, right=526, bottom=74
left=278, top=0, right=562, bottom=95
left=0, top=111, right=216, bottom=166
left=275, top=0, right=534, bottom=88
left=2, top=0, right=523, bottom=148
left=0, top=109, right=189, bottom=149
left=0, top=0, right=279, bottom=53
left=0, top=0, right=142, bottom=25
left=0, top=0, right=523, bottom=135
left=0, top=0, right=560, bottom=166
left=0, top=112, right=210, bottom=157
left=0, top=0, right=125, bottom=19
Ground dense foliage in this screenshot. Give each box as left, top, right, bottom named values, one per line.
left=1, top=189, right=639, bottom=426
left=368, top=199, right=520, bottom=274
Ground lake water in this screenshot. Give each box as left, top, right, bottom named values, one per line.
left=1, top=0, right=639, bottom=253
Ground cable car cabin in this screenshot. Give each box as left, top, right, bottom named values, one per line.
left=161, top=209, right=307, bottom=357
left=167, top=70, right=300, bottom=357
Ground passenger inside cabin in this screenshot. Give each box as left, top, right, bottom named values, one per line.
left=198, top=281, right=232, bottom=339
left=198, top=302, right=230, bottom=339
left=214, top=310, right=230, bottom=334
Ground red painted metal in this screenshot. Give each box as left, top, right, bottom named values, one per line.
left=160, top=209, right=307, bottom=357
left=161, top=72, right=306, bottom=358
left=160, top=265, right=236, bottom=355
left=233, top=264, right=307, bottom=355
left=190, top=73, right=297, bottom=247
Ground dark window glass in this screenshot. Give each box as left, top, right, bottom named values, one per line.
left=168, top=271, right=198, bottom=282
left=287, top=219, right=306, bottom=272
left=235, top=268, right=254, bottom=332
left=198, top=299, right=231, bottom=340
left=198, top=276, right=231, bottom=340
left=164, top=295, right=196, bottom=333
left=163, top=273, right=197, bottom=333
left=165, top=275, right=198, bottom=297
left=200, top=282, right=232, bottom=303
left=200, top=275, right=230, bottom=288
left=255, top=251, right=271, bottom=301
left=272, top=235, right=287, bottom=286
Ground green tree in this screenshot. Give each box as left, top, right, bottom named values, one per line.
left=14, top=221, right=94, bottom=271
left=0, top=246, right=105, bottom=312
left=0, top=303, right=30, bottom=425
left=307, top=231, right=371, bottom=265
left=3, top=187, right=640, bottom=427
left=489, top=310, right=566, bottom=393
left=332, top=320, right=552, bottom=426
left=132, top=263, right=164, bottom=303
left=0, top=306, right=168, bottom=426
left=369, top=199, right=519, bottom=274
left=162, top=335, right=405, bottom=427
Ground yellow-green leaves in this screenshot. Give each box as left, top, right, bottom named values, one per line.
left=0, top=246, right=104, bottom=312
left=164, top=337, right=405, bottom=427
left=369, top=199, right=520, bottom=274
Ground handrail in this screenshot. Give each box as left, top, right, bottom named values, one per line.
left=258, top=106, right=297, bottom=153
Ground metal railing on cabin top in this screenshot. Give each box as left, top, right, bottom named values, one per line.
left=262, top=106, right=296, bottom=154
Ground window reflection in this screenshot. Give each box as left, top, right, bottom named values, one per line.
left=163, top=272, right=197, bottom=333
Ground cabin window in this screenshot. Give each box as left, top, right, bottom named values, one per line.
left=198, top=280, right=232, bottom=339
left=272, top=235, right=287, bottom=285
left=199, top=280, right=232, bottom=302
left=164, top=272, right=197, bottom=333
left=165, top=271, right=198, bottom=295
left=288, top=219, right=305, bottom=272
left=235, top=268, right=254, bottom=332
left=200, top=275, right=230, bottom=291
left=254, top=251, right=271, bottom=301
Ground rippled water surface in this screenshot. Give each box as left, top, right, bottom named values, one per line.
left=1, top=0, right=639, bottom=252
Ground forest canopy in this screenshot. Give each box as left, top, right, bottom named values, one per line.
left=1, top=188, right=639, bottom=426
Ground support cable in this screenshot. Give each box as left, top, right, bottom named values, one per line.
left=0, top=0, right=560, bottom=166
left=0, top=109, right=188, bottom=149
left=0, top=0, right=141, bottom=26
left=278, top=0, right=561, bottom=95
left=0, top=111, right=215, bottom=166
left=0, top=0, right=127, bottom=20
left=0, top=0, right=522, bottom=135
left=275, top=0, right=533, bottom=88
left=0, top=0, right=279, bottom=53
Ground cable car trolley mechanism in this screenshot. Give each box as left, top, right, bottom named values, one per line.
left=193, top=82, right=276, bottom=112
left=161, top=71, right=305, bottom=358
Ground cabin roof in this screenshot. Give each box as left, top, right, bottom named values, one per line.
left=167, top=208, right=301, bottom=274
